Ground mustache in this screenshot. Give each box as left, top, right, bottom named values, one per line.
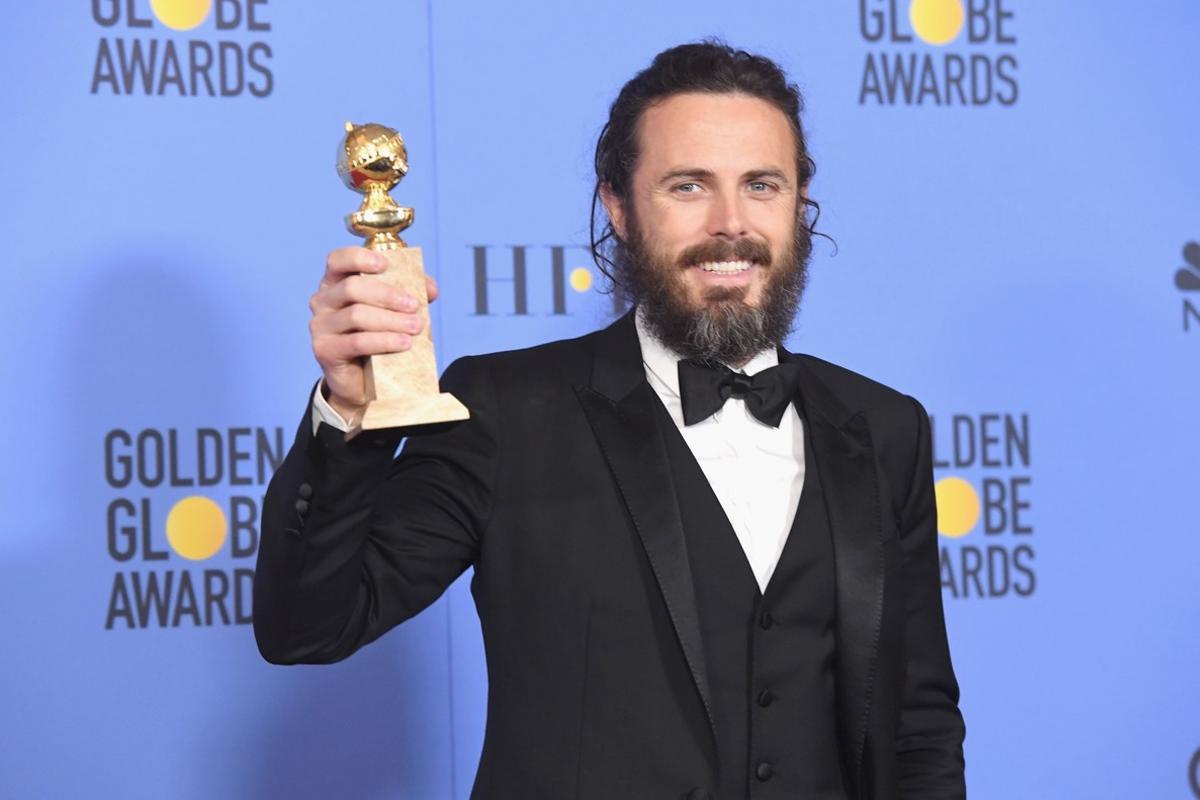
left=677, top=237, right=772, bottom=269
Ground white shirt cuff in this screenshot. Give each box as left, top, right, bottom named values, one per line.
left=311, top=379, right=351, bottom=435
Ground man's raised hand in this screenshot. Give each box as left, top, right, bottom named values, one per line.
left=309, top=246, right=439, bottom=421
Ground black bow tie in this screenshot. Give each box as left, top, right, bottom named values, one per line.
left=677, top=359, right=800, bottom=427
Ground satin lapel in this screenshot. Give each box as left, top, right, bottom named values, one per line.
left=787, top=353, right=885, bottom=779
left=575, top=312, right=717, bottom=747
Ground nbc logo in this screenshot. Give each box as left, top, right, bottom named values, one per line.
left=1176, top=241, right=1199, bottom=332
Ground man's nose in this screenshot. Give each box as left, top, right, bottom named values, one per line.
left=705, top=191, right=749, bottom=238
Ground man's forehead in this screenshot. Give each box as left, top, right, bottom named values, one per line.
left=634, top=92, right=797, bottom=176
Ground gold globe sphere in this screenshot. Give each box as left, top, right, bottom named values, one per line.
left=337, top=121, right=414, bottom=247
left=337, top=122, right=409, bottom=193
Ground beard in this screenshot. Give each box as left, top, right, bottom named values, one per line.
left=612, top=209, right=811, bottom=367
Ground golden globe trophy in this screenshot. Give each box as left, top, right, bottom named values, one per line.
left=336, top=121, right=469, bottom=438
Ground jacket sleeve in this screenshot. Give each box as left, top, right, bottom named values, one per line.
left=253, top=355, right=499, bottom=664
left=896, top=395, right=967, bottom=798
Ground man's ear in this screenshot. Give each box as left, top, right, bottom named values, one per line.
left=599, top=183, right=626, bottom=241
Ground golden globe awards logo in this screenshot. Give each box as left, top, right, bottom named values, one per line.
left=90, top=0, right=273, bottom=98
left=102, top=426, right=283, bottom=629
left=932, top=412, right=1035, bottom=598
left=858, top=0, right=1018, bottom=106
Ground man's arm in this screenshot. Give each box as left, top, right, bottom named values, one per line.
left=253, top=355, right=499, bottom=664
left=895, top=396, right=967, bottom=798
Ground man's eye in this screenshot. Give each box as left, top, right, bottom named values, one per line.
left=749, top=181, right=774, bottom=192
left=675, top=183, right=700, bottom=193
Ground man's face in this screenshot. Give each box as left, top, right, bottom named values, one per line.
left=603, top=91, right=810, bottom=364
left=607, top=92, right=800, bottom=307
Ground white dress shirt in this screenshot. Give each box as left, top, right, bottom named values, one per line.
left=633, top=312, right=805, bottom=593
left=310, top=312, right=805, bottom=592
left=312, top=380, right=352, bottom=435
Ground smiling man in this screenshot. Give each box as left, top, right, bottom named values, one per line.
left=255, top=41, right=965, bottom=800
left=602, top=90, right=809, bottom=371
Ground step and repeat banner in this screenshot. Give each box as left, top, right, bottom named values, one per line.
left=2, top=1, right=1197, bottom=798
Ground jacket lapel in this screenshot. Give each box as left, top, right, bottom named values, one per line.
left=786, top=352, right=886, bottom=783
left=574, top=312, right=717, bottom=749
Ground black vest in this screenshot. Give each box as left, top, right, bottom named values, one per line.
left=657, top=401, right=848, bottom=800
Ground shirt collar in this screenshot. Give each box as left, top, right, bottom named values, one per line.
left=634, top=306, right=780, bottom=399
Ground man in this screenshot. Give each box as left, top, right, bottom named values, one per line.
left=254, top=41, right=965, bottom=800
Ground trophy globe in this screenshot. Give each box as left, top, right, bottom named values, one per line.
left=335, top=121, right=468, bottom=435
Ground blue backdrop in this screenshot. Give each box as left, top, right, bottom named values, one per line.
left=2, top=1, right=1198, bottom=797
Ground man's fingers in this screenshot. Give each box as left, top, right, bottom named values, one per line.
left=322, top=247, right=387, bottom=286
left=425, top=274, right=439, bottom=303
left=313, top=274, right=420, bottom=314
left=317, top=303, right=425, bottom=337
left=320, top=331, right=413, bottom=362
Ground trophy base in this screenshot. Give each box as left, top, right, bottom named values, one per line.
left=347, top=392, right=470, bottom=440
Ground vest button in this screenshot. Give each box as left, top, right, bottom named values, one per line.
left=760, top=611, right=774, bottom=630
left=755, top=761, right=774, bottom=781
left=757, top=688, right=774, bottom=707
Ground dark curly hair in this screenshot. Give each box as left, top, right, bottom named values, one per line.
left=590, top=40, right=823, bottom=291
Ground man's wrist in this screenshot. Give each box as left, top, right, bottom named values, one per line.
left=311, top=380, right=353, bottom=434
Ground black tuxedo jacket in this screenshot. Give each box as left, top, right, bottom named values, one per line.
left=254, top=312, right=965, bottom=800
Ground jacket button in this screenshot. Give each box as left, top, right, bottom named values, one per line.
left=298, top=482, right=314, bottom=500
left=757, top=689, right=774, bottom=707
left=295, top=498, right=310, bottom=516
left=760, top=611, right=774, bottom=630
left=755, top=761, right=773, bottom=781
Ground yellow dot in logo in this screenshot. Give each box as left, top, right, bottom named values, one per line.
left=909, top=0, right=964, bottom=45
left=150, top=0, right=212, bottom=31
left=934, top=477, right=979, bottom=538
left=166, top=496, right=227, bottom=560
left=569, top=267, right=593, bottom=293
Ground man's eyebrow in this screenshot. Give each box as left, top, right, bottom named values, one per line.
left=744, top=168, right=793, bottom=187
left=656, top=168, right=716, bottom=185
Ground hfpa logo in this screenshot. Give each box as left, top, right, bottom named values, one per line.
left=469, top=245, right=625, bottom=317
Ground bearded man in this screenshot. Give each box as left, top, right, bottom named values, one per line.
left=254, top=41, right=966, bottom=800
